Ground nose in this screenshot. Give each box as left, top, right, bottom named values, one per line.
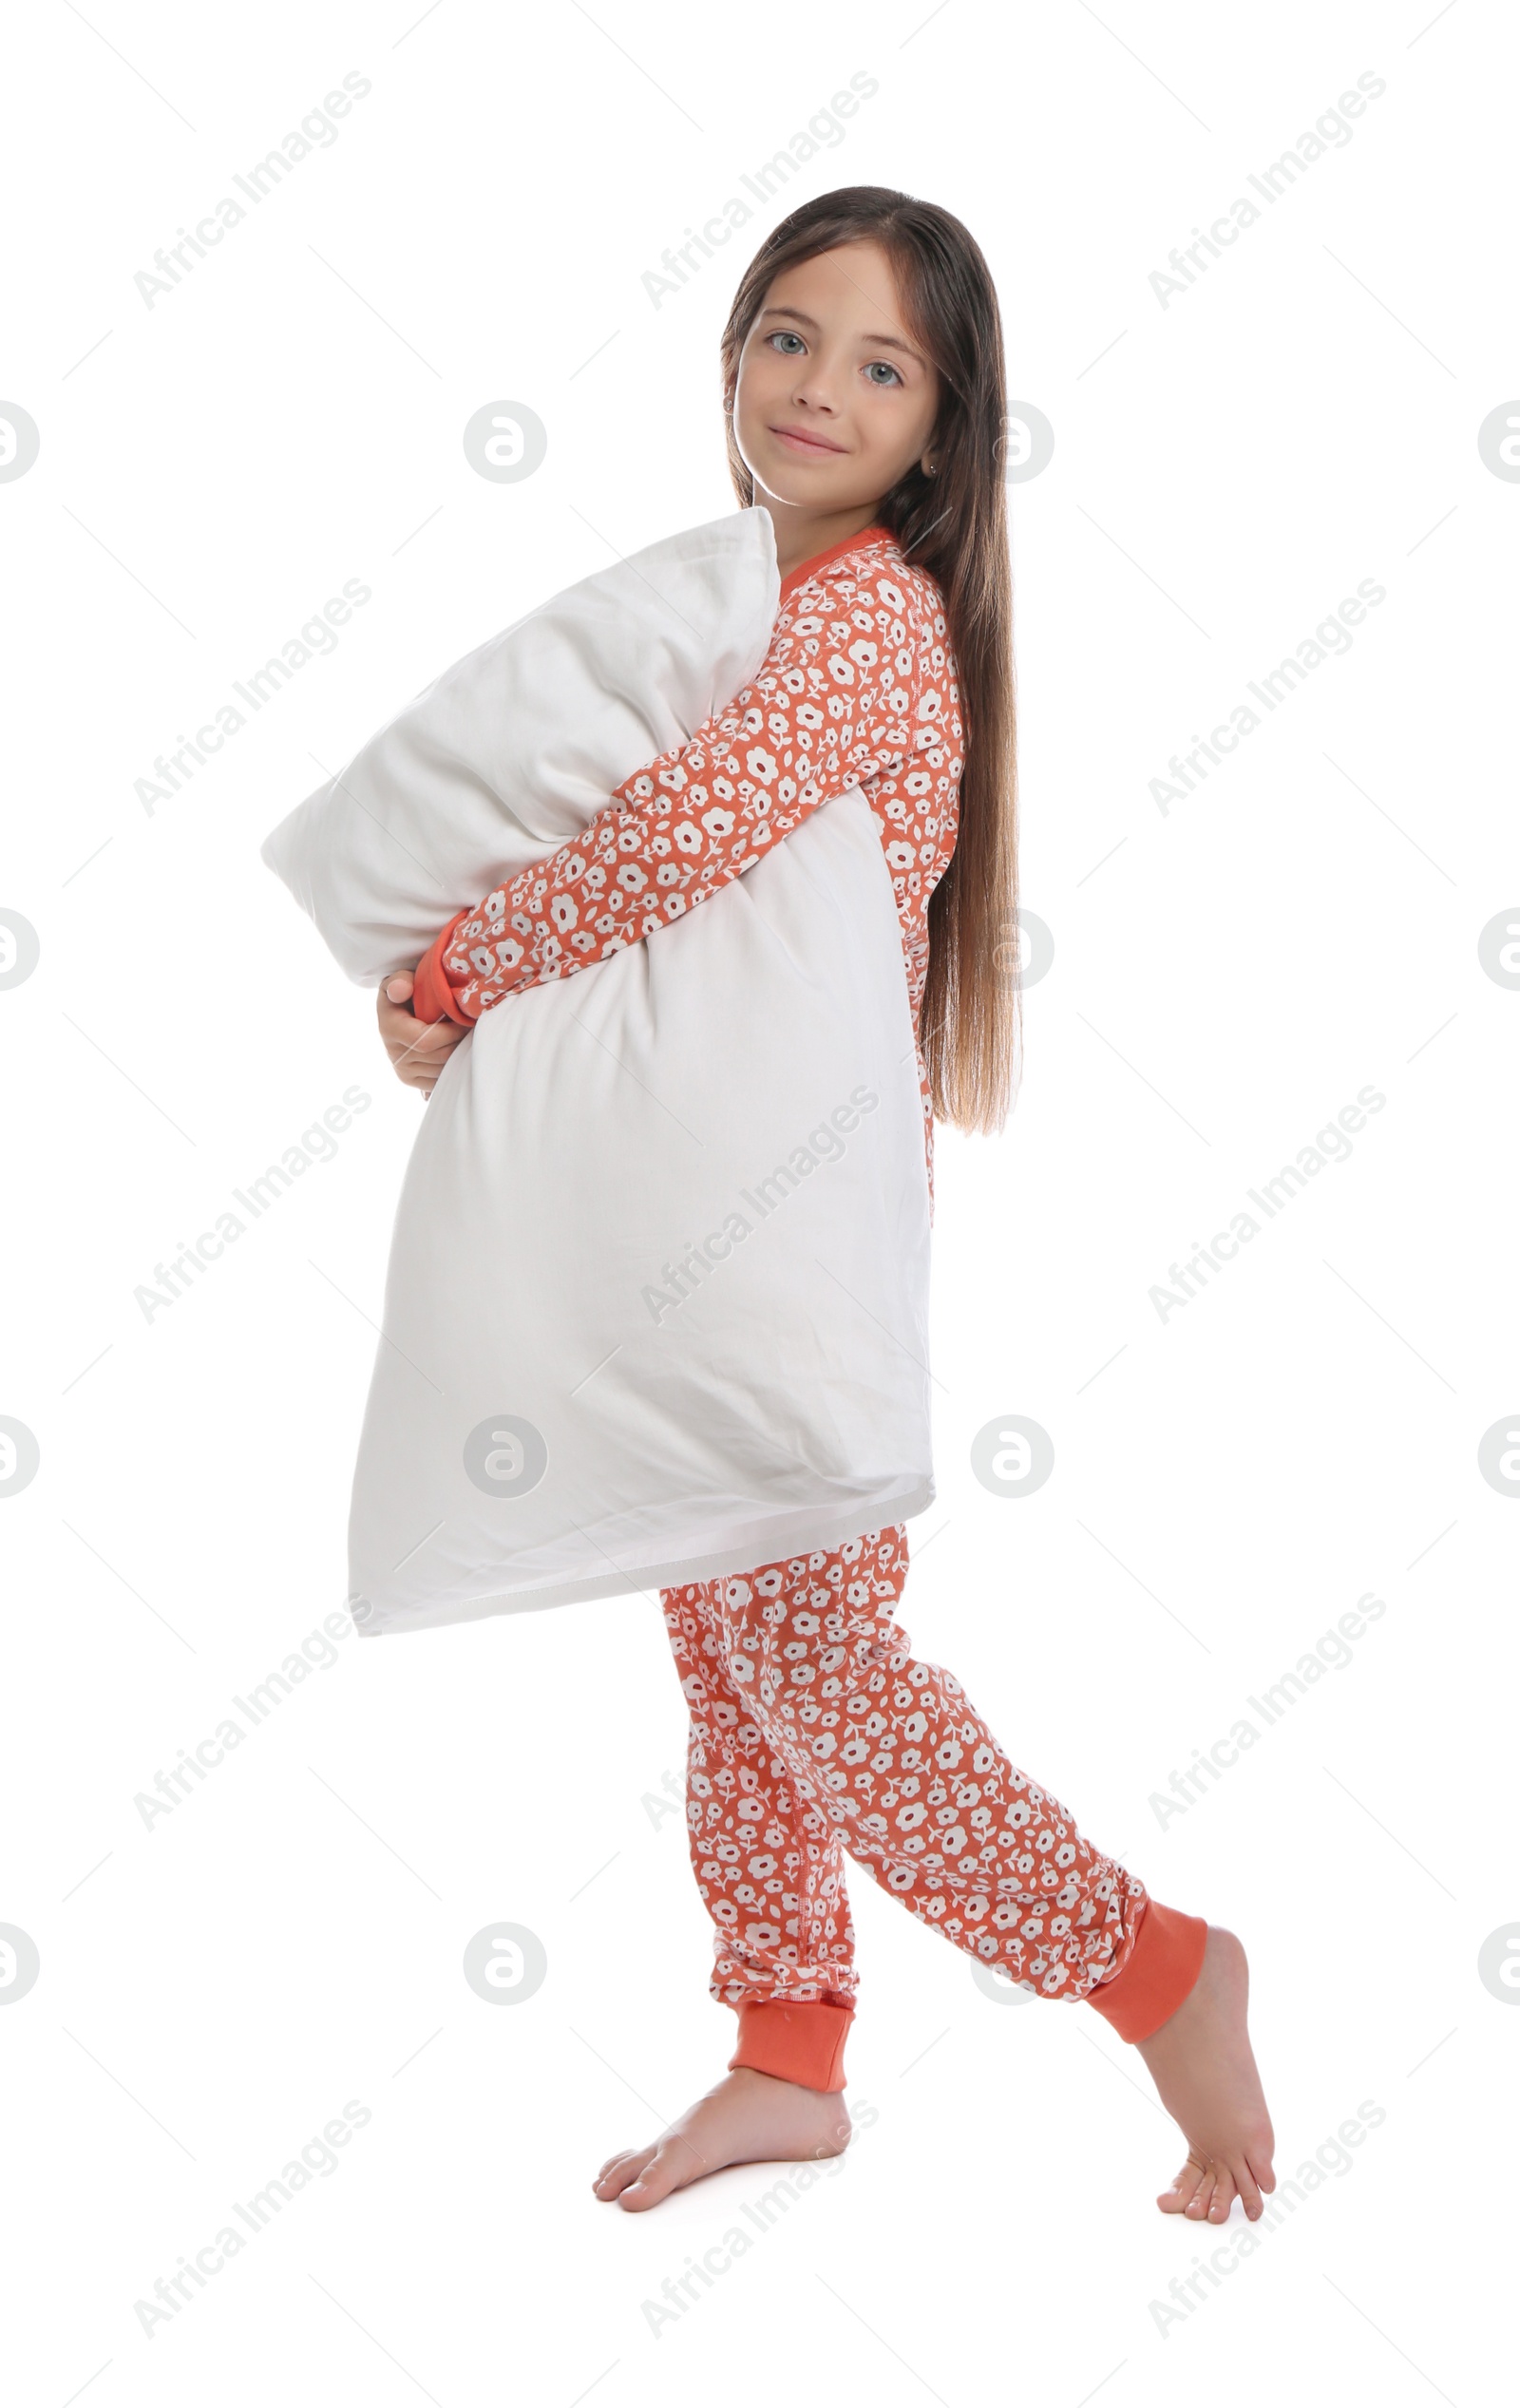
left=784, top=362, right=843, bottom=414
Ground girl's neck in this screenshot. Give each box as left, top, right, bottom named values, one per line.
left=758, top=498, right=888, bottom=583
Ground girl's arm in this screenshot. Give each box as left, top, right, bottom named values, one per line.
left=410, top=557, right=944, bottom=1026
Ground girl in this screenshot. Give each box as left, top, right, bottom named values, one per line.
left=378, top=187, right=1276, bottom=2226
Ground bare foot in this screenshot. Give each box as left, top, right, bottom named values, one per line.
left=593, top=2067, right=851, bottom=2211
left=1135, top=1925, right=1276, bottom=2224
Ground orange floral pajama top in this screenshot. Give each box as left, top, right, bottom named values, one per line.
left=410, top=519, right=963, bottom=1197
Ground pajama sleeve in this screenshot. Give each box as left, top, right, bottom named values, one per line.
left=410, top=553, right=942, bottom=1026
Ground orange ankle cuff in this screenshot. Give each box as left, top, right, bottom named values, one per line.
left=728, top=1998, right=853, bottom=2092
left=1087, top=1899, right=1207, bottom=2042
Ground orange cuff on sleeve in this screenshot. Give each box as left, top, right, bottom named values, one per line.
left=410, top=907, right=475, bottom=1028
left=729, top=1999, right=853, bottom=2093
left=1086, top=1899, right=1207, bottom=2043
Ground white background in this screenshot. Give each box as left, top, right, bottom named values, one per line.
left=2, top=1, right=1514, bottom=2399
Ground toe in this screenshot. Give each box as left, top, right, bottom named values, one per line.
left=594, top=2147, right=655, bottom=2200
left=1157, top=2155, right=1205, bottom=2216
left=1206, top=2166, right=1237, bottom=2224
left=1233, top=2158, right=1264, bottom=2221
left=1184, top=2165, right=1215, bottom=2220
left=618, top=2144, right=685, bottom=2212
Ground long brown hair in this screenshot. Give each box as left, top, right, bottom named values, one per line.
left=719, top=185, right=1019, bottom=1134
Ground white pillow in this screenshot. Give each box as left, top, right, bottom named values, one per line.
left=262, top=507, right=935, bottom=1638
left=262, top=509, right=784, bottom=982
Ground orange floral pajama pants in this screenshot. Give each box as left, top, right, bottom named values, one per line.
left=659, top=1525, right=1206, bottom=2090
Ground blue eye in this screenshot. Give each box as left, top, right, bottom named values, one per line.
left=865, top=361, right=902, bottom=387
left=769, top=331, right=806, bottom=354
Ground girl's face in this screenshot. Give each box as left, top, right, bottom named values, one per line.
left=733, top=239, right=941, bottom=515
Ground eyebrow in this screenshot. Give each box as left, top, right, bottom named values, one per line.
left=757, top=305, right=923, bottom=363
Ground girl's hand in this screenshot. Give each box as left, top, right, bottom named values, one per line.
left=376, top=970, right=468, bottom=1096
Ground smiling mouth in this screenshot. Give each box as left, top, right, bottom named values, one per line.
left=771, top=425, right=845, bottom=454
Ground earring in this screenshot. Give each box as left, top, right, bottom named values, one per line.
left=922, top=458, right=938, bottom=478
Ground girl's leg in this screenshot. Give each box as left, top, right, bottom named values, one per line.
left=698, top=1526, right=1273, bottom=2225
left=693, top=1526, right=1206, bottom=2078
left=660, top=1567, right=857, bottom=2086
left=590, top=1573, right=855, bottom=2209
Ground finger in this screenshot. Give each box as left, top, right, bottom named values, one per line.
left=397, top=1006, right=464, bottom=1039
left=399, top=1029, right=465, bottom=1066
left=380, top=1005, right=447, bottom=1041
left=384, top=974, right=415, bottom=1003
